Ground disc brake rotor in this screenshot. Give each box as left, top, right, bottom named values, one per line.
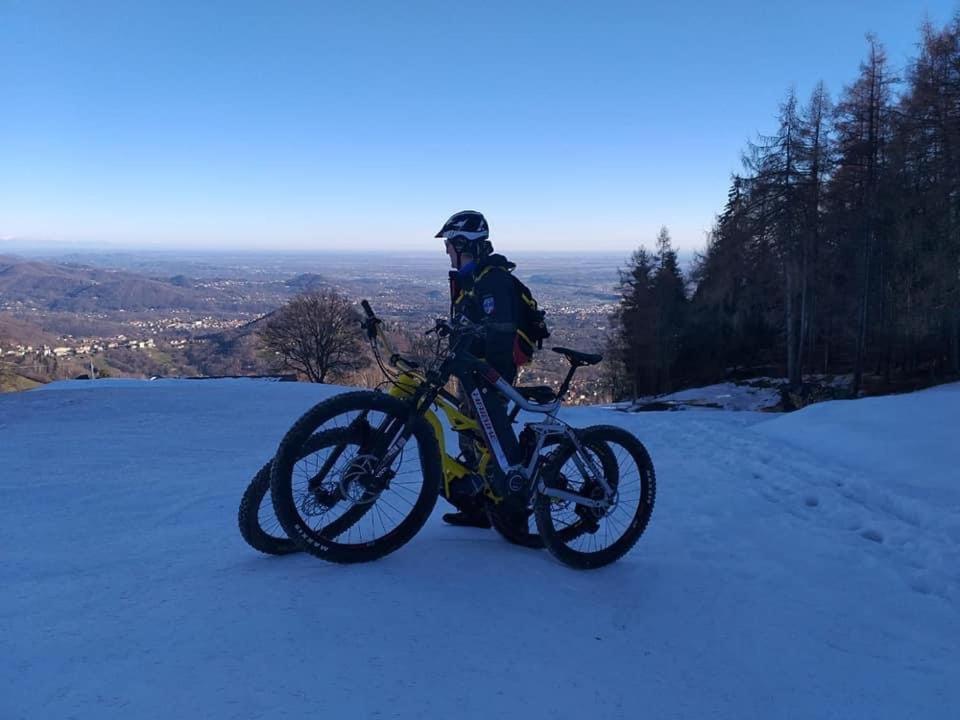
left=339, top=454, right=387, bottom=505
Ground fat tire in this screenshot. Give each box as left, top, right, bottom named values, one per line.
left=270, top=391, right=441, bottom=564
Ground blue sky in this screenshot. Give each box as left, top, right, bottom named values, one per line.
left=1, top=0, right=957, bottom=253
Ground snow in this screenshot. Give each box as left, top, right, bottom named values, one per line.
left=757, top=382, right=959, bottom=501
left=2, top=378, right=958, bottom=719
left=629, top=380, right=784, bottom=411
left=625, top=374, right=853, bottom=412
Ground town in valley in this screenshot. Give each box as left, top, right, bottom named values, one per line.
left=0, top=247, right=628, bottom=401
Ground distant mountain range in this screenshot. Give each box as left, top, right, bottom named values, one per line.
left=0, top=255, right=249, bottom=312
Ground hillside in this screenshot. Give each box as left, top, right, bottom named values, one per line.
left=0, top=256, right=245, bottom=312
left=0, top=314, right=58, bottom=391
left=0, top=313, right=58, bottom=348
left=181, top=314, right=277, bottom=376
left=1, top=380, right=956, bottom=718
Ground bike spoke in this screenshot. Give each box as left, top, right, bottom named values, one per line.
left=541, top=436, right=652, bottom=559
left=284, top=423, right=428, bottom=548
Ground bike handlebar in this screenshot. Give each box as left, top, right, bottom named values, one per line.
left=428, top=315, right=484, bottom=339
left=358, top=300, right=482, bottom=377
left=358, top=300, right=421, bottom=372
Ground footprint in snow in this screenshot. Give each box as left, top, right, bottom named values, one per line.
left=860, top=528, right=884, bottom=543
left=910, top=574, right=933, bottom=595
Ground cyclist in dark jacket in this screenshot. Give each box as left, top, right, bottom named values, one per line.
left=437, top=210, right=524, bottom=528
left=449, top=253, right=519, bottom=381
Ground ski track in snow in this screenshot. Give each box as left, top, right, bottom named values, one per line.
left=1, top=379, right=957, bottom=719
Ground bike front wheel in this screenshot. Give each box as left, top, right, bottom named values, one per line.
left=238, top=428, right=386, bottom=556
left=270, top=391, right=442, bottom=564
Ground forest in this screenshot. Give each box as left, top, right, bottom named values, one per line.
left=608, top=17, right=960, bottom=403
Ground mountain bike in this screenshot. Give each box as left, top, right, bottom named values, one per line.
left=265, top=300, right=656, bottom=569
left=236, top=304, right=615, bottom=556
left=237, top=359, right=618, bottom=556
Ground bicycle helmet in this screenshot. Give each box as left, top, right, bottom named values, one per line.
left=436, top=210, right=492, bottom=260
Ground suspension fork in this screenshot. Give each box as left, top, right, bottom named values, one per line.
left=372, top=385, right=438, bottom=472
left=306, top=382, right=437, bottom=497
left=306, top=409, right=376, bottom=494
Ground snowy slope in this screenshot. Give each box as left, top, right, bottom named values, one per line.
left=757, top=382, right=959, bottom=501
left=629, top=379, right=784, bottom=411
left=625, top=375, right=851, bottom=412
left=1, top=379, right=958, bottom=719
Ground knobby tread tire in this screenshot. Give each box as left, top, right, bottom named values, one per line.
left=238, top=429, right=376, bottom=556
left=486, top=432, right=619, bottom=550
left=270, top=391, right=442, bottom=564
left=238, top=457, right=298, bottom=555
left=534, top=425, right=656, bottom=569
left=487, top=503, right=543, bottom=548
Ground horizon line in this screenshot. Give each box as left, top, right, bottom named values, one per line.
left=1, top=242, right=697, bottom=258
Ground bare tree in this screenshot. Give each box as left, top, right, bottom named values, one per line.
left=259, top=290, right=369, bottom=383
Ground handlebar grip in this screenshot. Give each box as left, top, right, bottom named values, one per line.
left=360, top=300, right=375, bottom=319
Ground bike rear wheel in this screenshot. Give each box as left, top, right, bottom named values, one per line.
left=486, top=433, right=619, bottom=549
left=534, top=425, right=656, bottom=569
left=270, top=391, right=442, bottom=564
left=238, top=457, right=298, bottom=555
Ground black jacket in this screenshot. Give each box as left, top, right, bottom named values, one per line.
left=449, top=253, right=518, bottom=381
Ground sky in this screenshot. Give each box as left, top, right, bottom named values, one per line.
left=1, top=0, right=958, bottom=254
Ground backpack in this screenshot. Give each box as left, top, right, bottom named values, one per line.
left=511, top=275, right=550, bottom=366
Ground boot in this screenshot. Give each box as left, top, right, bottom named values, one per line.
left=442, top=509, right=492, bottom=529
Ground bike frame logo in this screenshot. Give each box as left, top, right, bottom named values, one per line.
left=469, top=388, right=510, bottom=471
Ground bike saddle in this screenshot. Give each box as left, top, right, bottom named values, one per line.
left=551, top=347, right=603, bottom=367
left=515, top=385, right=557, bottom=403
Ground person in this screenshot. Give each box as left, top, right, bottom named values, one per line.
left=436, top=210, right=525, bottom=528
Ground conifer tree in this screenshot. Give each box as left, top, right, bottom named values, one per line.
left=612, top=247, right=657, bottom=399
left=651, top=227, right=687, bottom=392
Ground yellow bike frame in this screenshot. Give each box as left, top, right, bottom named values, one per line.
left=370, top=312, right=494, bottom=501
